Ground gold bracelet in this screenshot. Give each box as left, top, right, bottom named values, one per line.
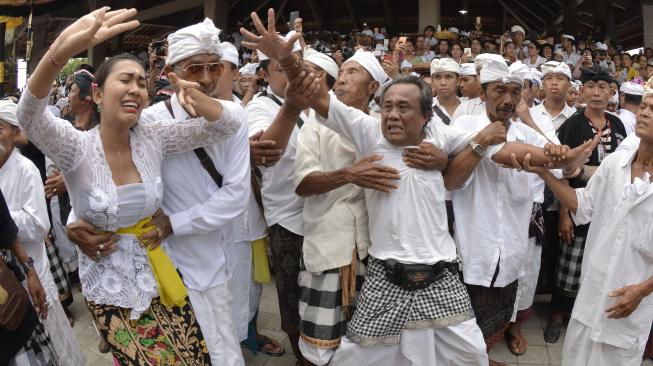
left=279, top=56, right=301, bottom=71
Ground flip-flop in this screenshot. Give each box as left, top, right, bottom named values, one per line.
left=544, top=321, right=563, bottom=343
left=257, top=336, right=285, bottom=357
left=506, top=331, right=528, bottom=356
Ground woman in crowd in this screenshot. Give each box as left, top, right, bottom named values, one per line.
left=573, top=49, right=594, bottom=79
left=503, top=40, right=517, bottom=62
left=470, top=37, right=483, bottom=57
left=611, top=53, right=623, bottom=78
left=436, top=39, right=450, bottom=59
left=524, top=42, right=546, bottom=68
left=450, top=42, right=464, bottom=63
left=423, top=25, right=438, bottom=48
left=619, top=53, right=639, bottom=82
left=638, top=54, right=649, bottom=80
left=17, top=7, right=243, bottom=364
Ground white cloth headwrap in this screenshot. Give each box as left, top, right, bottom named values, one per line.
left=400, top=60, right=413, bottom=69
left=460, top=63, right=477, bottom=76
left=430, top=57, right=460, bottom=75
left=474, top=53, right=507, bottom=70
left=239, top=63, right=259, bottom=76
left=540, top=61, right=572, bottom=80
left=609, top=91, right=619, bottom=104
left=304, top=47, right=339, bottom=79
left=528, top=68, right=543, bottom=85
left=480, top=59, right=528, bottom=86
left=258, top=31, right=302, bottom=61
left=219, top=42, right=239, bottom=67
left=595, top=42, right=608, bottom=51
left=0, top=99, right=18, bottom=127
left=620, top=81, right=644, bottom=96
left=511, top=25, right=525, bottom=35
left=167, top=18, right=222, bottom=66
left=345, top=50, right=389, bottom=84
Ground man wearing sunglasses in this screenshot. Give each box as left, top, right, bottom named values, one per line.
left=66, top=19, right=249, bottom=366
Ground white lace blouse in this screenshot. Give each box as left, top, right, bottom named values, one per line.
left=17, top=88, right=243, bottom=317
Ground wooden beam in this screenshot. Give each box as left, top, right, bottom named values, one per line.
left=531, top=0, right=556, bottom=16
left=381, top=0, right=396, bottom=33
left=243, top=0, right=274, bottom=23
left=305, top=0, right=324, bottom=30
left=344, top=0, right=359, bottom=29
left=136, top=0, right=203, bottom=23
left=510, top=0, right=546, bottom=26
left=205, top=0, right=228, bottom=29
left=275, top=0, right=290, bottom=23
left=616, top=14, right=641, bottom=29
left=497, top=0, right=533, bottom=31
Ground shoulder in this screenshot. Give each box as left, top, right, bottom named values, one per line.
left=451, top=114, right=483, bottom=130
left=140, top=101, right=168, bottom=122
left=13, top=152, right=41, bottom=180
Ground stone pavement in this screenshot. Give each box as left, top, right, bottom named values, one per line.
left=70, top=282, right=652, bottom=366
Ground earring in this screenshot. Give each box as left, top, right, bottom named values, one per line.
left=97, top=105, right=102, bottom=113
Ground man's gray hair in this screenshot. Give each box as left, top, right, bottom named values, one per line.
left=380, top=75, right=433, bottom=117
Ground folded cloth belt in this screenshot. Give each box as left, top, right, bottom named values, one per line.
left=381, top=258, right=458, bottom=290
left=117, top=217, right=187, bottom=308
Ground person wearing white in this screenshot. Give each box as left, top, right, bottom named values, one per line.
left=523, top=42, right=547, bottom=69
left=458, top=63, right=481, bottom=102
left=0, top=100, right=85, bottom=365
left=450, top=54, right=506, bottom=121
left=429, top=58, right=461, bottom=125
left=520, top=92, right=653, bottom=365
left=560, top=34, right=581, bottom=69
left=618, top=82, right=645, bottom=136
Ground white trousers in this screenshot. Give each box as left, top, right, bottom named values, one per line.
left=187, top=284, right=245, bottom=366
left=329, top=318, right=488, bottom=366
left=561, top=318, right=646, bottom=366
left=49, top=196, right=78, bottom=273
left=299, top=337, right=336, bottom=365
left=512, top=237, right=542, bottom=321
left=225, top=240, right=263, bottom=341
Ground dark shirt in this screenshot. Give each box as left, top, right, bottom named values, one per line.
left=0, top=189, right=17, bottom=249
left=557, top=108, right=626, bottom=236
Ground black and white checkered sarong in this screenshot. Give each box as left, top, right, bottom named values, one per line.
left=555, top=235, right=586, bottom=296
left=45, top=240, right=71, bottom=299
left=346, top=257, right=474, bottom=347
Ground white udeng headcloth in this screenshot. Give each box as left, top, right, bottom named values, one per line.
left=480, top=59, right=529, bottom=86
left=0, top=99, right=18, bottom=127
left=460, top=63, right=477, bottom=76
left=167, top=18, right=222, bottom=65
left=430, top=57, right=460, bottom=76
left=304, top=47, right=339, bottom=79
left=345, top=50, right=389, bottom=84
left=219, top=42, right=239, bottom=67
left=540, top=61, right=572, bottom=80
left=239, top=63, right=259, bottom=76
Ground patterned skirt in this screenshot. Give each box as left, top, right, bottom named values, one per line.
left=466, top=280, right=518, bottom=340
left=87, top=297, right=211, bottom=366
left=346, top=257, right=474, bottom=347
left=298, top=260, right=366, bottom=349
left=555, top=235, right=587, bottom=297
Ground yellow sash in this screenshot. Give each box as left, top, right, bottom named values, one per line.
left=252, top=238, right=271, bottom=284
left=117, top=217, right=187, bottom=308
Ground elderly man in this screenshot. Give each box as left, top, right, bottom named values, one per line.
left=0, top=100, right=85, bottom=365
left=443, top=60, right=570, bottom=366
left=67, top=19, right=249, bottom=365
left=451, top=54, right=507, bottom=120
left=544, top=69, right=627, bottom=344
left=618, top=81, right=645, bottom=135
left=239, top=9, right=595, bottom=365
left=430, top=58, right=461, bottom=125
left=520, top=90, right=653, bottom=366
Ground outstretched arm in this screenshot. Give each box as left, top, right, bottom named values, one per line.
left=522, top=154, right=579, bottom=212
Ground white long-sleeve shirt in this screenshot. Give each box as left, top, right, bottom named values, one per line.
left=141, top=94, right=250, bottom=291
left=570, top=148, right=653, bottom=350
left=315, top=94, right=475, bottom=265
left=451, top=97, right=485, bottom=121
left=0, top=149, right=55, bottom=300
left=451, top=113, right=548, bottom=287
left=617, top=108, right=637, bottom=136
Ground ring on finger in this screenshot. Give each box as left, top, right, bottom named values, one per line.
left=261, top=156, right=267, bottom=164
left=99, top=243, right=105, bottom=251
left=96, top=250, right=102, bottom=260
left=156, top=227, right=163, bottom=238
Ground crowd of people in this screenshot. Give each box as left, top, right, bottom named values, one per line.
left=1, top=6, right=653, bottom=366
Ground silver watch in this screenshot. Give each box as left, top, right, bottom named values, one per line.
left=470, top=140, right=485, bottom=157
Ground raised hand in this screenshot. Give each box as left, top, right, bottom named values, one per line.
left=284, top=70, right=320, bottom=111
left=51, top=8, right=139, bottom=62
left=549, top=133, right=601, bottom=169
left=168, top=73, right=201, bottom=117
left=240, top=8, right=301, bottom=62
left=344, top=154, right=401, bottom=192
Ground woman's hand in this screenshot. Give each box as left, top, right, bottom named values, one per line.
left=240, top=8, right=301, bottom=62
left=51, top=8, right=139, bottom=62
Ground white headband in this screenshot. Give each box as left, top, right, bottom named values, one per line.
left=620, top=81, right=644, bottom=96
left=540, top=61, right=572, bottom=80
left=304, top=47, right=339, bottom=79
left=0, top=99, right=18, bottom=127
left=480, top=59, right=528, bottom=86
left=459, top=63, right=477, bottom=76
left=219, top=42, right=239, bottom=67
left=345, top=50, right=389, bottom=84
left=167, top=18, right=222, bottom=66
left=430, top=57, right=460, bottom=76
left=239, top=63, right=259, bottom=76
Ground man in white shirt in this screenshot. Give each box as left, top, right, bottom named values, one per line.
left=618, top=82, right=645, bottom=136
left=0, top=100, right=85, bottom=365
left=520, top=91, right=653, bottom=365
left=451, top=53, right=506, bottom=121
left=443, top=60, right=567, bottom=366
left=430, top=58, right=461, bottom=125
left=459, top=63, right=481, bottom=101
left=560, top=34, right=581, bottom=69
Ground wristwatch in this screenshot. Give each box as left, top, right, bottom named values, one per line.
left=21, top=257, right=35, bottom=274
left=470, top=140, right=486, bottom=157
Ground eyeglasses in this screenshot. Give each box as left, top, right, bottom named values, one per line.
left=174, top=62, right=223, bottom=81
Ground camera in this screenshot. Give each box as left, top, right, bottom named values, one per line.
left=152, top=40, right=166, bottom=56
left=341, top=46, right=354, bottom=61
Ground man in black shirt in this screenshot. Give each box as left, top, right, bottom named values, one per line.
left=544, top=69, right=626, bottom=343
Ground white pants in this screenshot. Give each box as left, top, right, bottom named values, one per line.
left=329, top=318, right=488, bottom=366
left=299, top=337, right=336, bottom=365
left=512, top=237, right=542, bottom=321
left=225, top=240, right=263, bottom=341
left=49, top=196, right=78, bottom=273
left=561, top=318, right=645, bottom=366
left=187, top=284, right=245, bottom=366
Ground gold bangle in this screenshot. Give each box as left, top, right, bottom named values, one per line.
left=279, top=56, right=300, bottom=71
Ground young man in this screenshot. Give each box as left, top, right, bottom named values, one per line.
left=544, top=69, right=627, bottom=344
left=238, top=10, right=595, bottom=365
left=560, top=34, right=581, bottom=69
left=618, top=81, right=645, bottom=136
left=430, top=58, right=461, bottom=125
left=459, top=63, right=481, bottom=101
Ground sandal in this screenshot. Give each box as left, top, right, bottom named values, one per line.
left=98, top=339, right=110, bottom=353
left=506, top=330, right=528, bottom=356
left=256, top=336, right=285, bottom=357
left=544, top=321, right=563, bottom=343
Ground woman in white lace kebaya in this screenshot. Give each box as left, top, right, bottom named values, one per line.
left=16, top=8, right=243, bottom=365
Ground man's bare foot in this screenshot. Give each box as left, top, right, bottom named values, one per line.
left=506, top=323, right=528, bottom=355
left=489, top=359, right=508, bottom=366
